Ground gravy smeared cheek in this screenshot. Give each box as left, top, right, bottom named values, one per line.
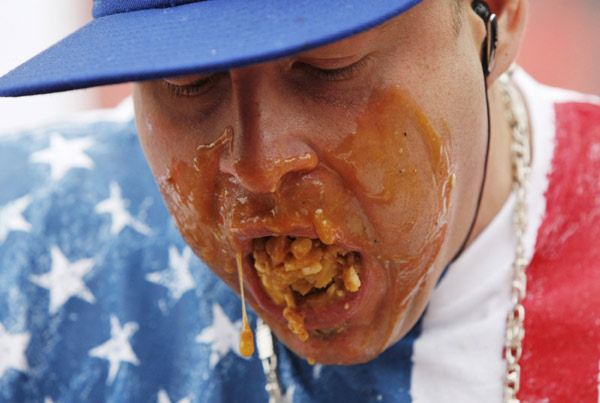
left=147, top=85, right=455, bottom=363
left=253, top=236, right=361, bottom=341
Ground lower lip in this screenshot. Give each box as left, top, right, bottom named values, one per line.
left=243, top=253, right=371, bottom=330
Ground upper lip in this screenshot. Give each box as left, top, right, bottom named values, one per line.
left=229, top=224, right=364, bottom=258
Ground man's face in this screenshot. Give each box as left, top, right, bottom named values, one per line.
left=133, top=0, right=488, bottom=364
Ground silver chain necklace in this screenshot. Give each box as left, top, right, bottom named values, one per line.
left=499, top=68, right=531, bottom=403
left=255, top=70, right=531, bottom=403
left=256, top=317, right=284, bottom=403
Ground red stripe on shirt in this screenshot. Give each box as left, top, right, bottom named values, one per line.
left=519, top=101, right=600, bottom=402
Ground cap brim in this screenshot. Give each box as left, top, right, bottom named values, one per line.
left=0, top=0, right=422, bottom=97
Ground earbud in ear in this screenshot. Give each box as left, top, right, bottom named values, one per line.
left=471, top=0, right=498, bottom=76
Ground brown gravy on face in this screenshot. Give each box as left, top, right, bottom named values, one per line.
left=158, top=85, right=454, bottom=359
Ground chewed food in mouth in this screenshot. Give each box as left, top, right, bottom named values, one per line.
left=253, top=235, right=361, bottom=341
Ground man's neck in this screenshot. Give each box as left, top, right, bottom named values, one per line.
left=465, top=82, right=520, bottom=247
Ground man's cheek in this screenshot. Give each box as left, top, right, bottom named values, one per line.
left=321, top=85, right=453, bottom=258
left=156, top=127, right=239, bottom=275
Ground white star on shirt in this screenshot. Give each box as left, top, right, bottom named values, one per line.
left=312, top=364, right=323, bottom=379
left=0, top=322, right=30, bottom=378
left=94, top=182, right=151, bottom=236
left=145, top=246, right=195, bottom=302
left=157, top=389, right=191, bottom=403
left=29, top=246, right=96, bottom=314
left=89, top=315, right=140, bottom=385
left=283, top=384, right=296, bottom=403
left=29, top=132, right=94, bottom=180
left=196, top=303, right=246, bottom=369
left=0, top=194, right=32, bottom=244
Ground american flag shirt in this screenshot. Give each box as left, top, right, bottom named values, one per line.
left=1, top=69, right=600, bottom=403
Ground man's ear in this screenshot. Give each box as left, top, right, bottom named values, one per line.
left=470, top=0, right=528, bottom=84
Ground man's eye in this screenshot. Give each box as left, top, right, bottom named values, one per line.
left=163, top=72, right=227, bottom=97
left=293, top=56, right=371, bottom=82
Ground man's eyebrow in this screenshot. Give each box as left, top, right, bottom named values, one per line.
left=295, top=25, right=388, bottom=59
left=302, top=14, right=403, bottom=59
left=374, top=15, right=400, bottom=32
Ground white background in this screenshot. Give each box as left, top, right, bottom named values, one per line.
left=1, top=0, right=599, bottom=134
left=0, top=1, right=93, bottom=133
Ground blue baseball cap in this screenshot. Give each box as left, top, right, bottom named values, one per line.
left=0, top=0, right=422, bottom=97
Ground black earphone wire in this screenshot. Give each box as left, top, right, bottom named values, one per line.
left=450, top=68, right=492, bottom=263
left=450, top=1, right=496, bottom=262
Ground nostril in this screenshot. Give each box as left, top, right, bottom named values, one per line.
left=238, top=151, right=319, bottom=193
left=221, top=147, right=319, bottom=193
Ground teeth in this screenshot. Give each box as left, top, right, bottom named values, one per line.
left=253, top=235, right=361, bottom=341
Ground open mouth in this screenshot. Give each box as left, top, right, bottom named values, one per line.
left=251, top=235, right=362, bottom=341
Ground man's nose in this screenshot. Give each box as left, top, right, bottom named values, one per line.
left=219, top=68, right=319, bottom=193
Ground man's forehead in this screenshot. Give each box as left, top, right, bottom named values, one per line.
left=296, top=17, right=402, bottom=59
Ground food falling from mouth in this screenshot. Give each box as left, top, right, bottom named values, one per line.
left=253, top=235, right=361, bottom=341
left=236, top=252, right=255, bottom=357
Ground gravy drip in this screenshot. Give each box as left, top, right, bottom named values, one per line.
left=237, top=252, right=254, bottom=357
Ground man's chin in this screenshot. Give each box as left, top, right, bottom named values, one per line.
left=265, top=315, right=395, bottom=365
left=192, top=226, right=445, bottom=365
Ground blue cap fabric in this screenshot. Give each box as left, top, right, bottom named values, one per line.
left=0, top=0, right=422, bottom=97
